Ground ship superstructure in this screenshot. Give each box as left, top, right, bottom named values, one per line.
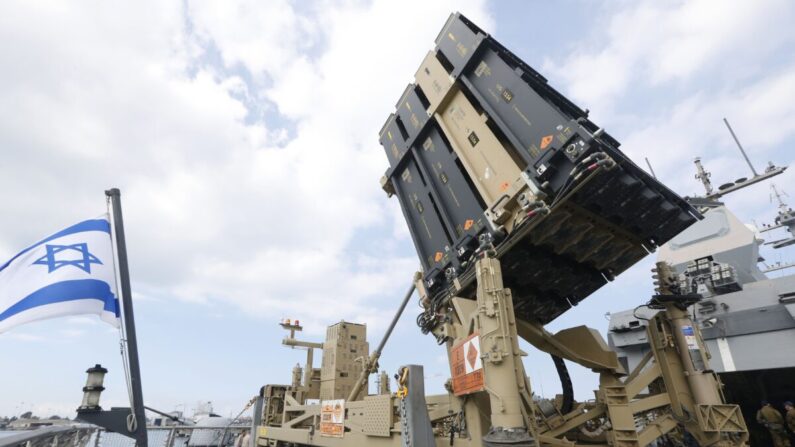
left=608, top=147, right=792, bottom=445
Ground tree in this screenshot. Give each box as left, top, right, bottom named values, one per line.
left=20, top=411, right=32, bottom=419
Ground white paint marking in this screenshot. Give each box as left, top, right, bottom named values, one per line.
left=717, top=337, right=736, bottom=372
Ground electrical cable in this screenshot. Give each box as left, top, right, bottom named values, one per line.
left=549, top=153, right=612, bottom=209
left=633, top=304, right=652, bottom=322
left=551, top=355, right=574, bottom=414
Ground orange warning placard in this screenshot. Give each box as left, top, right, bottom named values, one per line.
left=320, top=399, right=345, bottom=438
left=450, top=333, right=484, bottom=396
left=540, top=134, right=554, bottom=150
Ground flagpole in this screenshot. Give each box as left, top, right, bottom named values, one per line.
left=106, top=188, right=148, bottom=447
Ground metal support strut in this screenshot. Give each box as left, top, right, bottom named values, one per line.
left=347, top=278, right=418, bottom=402
left=475, top=254, right=537, bottom=446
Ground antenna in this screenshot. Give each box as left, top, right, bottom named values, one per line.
left=693, top=157, right=713, bottom=195
left=645, top=157, right=657, bottom=179
left=761, top=183, right=795, bottom=248
left=690, top=119, right=787, bottom=200
left=723, top=117, right=759, bottom=176
left=770, top=184, right=789, bottom=211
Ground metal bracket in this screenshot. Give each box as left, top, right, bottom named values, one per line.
left=76, top=407, right=146, bottom=445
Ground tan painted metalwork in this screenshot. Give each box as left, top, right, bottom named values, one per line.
left=255, top=260, right=747, bottom=447
left=474, top=256, right=538, bottom=434
left=415, top=49, right=537, bottom=233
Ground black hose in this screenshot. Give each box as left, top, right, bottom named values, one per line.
left=551, top=355, right=574, bottom=414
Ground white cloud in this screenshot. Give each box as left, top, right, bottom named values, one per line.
left=126, top=0, right=496, bottom=328
left=543, top=0, right=795, bottom=113
left=536, top=0, right=795, bottom=209
left=0, top=0, right=493, bottom=333
left=618, top=63, right=795, bottom=195
left=187, top=0, right=318, bottom=75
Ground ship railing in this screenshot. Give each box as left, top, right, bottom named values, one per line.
left=0, top=425, right=96, bottom=447
left=1, top=424, right=251, bottom=447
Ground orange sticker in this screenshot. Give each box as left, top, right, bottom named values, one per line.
left=464, top=219, right=474, bottom=230
left=434, top=252, right=444, bottom=262
left=540, top=135, right=554, bottom=150
left=500, top=181, right=510, bottom=191
left=450, top=333, right=484, bottom=396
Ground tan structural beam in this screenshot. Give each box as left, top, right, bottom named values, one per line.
left=474, top=255, right=538, bottom=444
left=516, top=320, right=623, bottom=373
left=347, top=279, right=418, bottom=402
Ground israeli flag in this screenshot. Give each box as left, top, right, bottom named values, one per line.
left=0, top=216, right=120, bottom=333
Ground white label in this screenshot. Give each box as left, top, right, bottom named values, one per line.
left=463, top=335, right=483, bottom=374
left=682, top=325, right=698, bottom=350
left=320, top=399, right=345, bottom=438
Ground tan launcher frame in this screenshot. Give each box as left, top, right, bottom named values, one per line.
left=256, top=254, right=748, bottom=447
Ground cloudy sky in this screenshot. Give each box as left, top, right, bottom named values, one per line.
left=1, top=0, right=795, bottom=418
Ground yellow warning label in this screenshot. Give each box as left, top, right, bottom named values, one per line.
left=434, top=252, right=444, bottom=262
left=464, top=219, right=474, bottom=231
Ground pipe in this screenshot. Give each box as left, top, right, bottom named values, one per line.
left=645, top=157, right=657, bottom=179
left=723, top=117, right=758, bottom=176
left=346, top=281, right=417, bottom=401
left=106, top=188, right=148, bottom=447
left=143, top=406, right=188, bottom=425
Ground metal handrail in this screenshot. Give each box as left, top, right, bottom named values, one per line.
left=0, top=426, right=96, bottom=447
left=0, top=424, right=251, bottom=447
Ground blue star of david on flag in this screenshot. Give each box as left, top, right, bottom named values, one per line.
left=0, top=217, right=120, bottom=333
left=32, top=243, right=103, bottom=273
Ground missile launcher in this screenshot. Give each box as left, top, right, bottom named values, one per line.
left=250, top=13, right=748, bottom=447
left=379, top=12, right=700, bottom=324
